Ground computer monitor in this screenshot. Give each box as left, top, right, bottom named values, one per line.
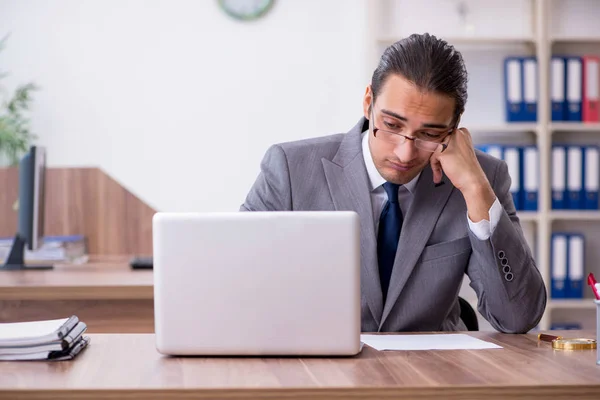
left=1, top=146, right=53, bottom=270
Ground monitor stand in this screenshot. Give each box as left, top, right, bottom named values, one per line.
left=0, top=234, right=54, bottom=271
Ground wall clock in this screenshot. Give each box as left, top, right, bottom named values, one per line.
left=218, top=0, right=275, bottom=21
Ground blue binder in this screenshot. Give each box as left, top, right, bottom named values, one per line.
left=551, top=233, right=568, bottom=299
left=566, top=56, right=583, bottom=121
left=503, top=146, right=522, bottom=210
left=550, top=323, right=582, bottom=330
left=504, top=57, right=524, bottom=122
left=522, top=146, right=538, bottom=211
left=522, top=57, right=537, bottom=122
left=567, top=146, right=584, bottom=209
left=551, top=56, right=567, bottom=121
left=552, top=146, right=567, bottom=209
left=583, top=146, right=599, bottom=210
left=476, top=144, right=503, bottom=160
left=567, top=233, right=585, bottom=299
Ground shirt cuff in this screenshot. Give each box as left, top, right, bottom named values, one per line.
left=467, top=197, right=502, bottom=240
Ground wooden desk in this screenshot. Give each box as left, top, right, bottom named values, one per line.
left=0, top=257, right=154, bottom=333
left=0, top=331, right=599, bottom=400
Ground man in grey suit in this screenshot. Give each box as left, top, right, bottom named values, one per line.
left=240, top=33, right=546, bottom=333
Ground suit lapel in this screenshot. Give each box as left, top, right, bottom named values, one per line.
left=379, top=165, right=455, bottom=328
left=322, top=118, right=383, bottom=326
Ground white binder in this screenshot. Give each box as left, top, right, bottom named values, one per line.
left=584, top=146, right=599, bottom=209
left=551, top=234, right=567, bottom=299
left=566, top=57, right=583, bottom=121
left=522, top=58, right=537, bottom=121
left=486, top=145, right=503, bottom=160
left=503, top=147, right=521, bottom=210
left=505, top=58, right=522, bottom=121
left=522, top=146, right=538, bottom=210
left=567, top=146, right=583, bottom=209
left=568, top=234, right=584, bottom=299
left=551, top=57, right=566, bottom=121
left=552, top=146, right=567, bottom=209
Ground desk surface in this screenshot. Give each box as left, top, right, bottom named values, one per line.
left=1, top=331, right=599, bottom=400
left=0, top=256, right=153, bottom=300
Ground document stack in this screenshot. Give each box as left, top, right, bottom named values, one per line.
left=551, top=232, right=585, bottom=300
left=475, top=144, right=539, bottom=211
left=0, top=235, right=88, bottom=264
left=550, top=55, right=599, bottom=123
left=0, top=315, right=90, bottom=361
left=552, top=145, right=599, bottom=210
left=504, top=55, right=600, bottom=123
left=504, top=56, right=538, bottom=122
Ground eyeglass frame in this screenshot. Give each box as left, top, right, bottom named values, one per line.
left=370, top=102, right=457, bottom=153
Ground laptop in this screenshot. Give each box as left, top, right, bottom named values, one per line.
left=152, top=211, right=362, bottom=356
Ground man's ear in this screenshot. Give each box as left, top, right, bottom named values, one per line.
left=454, top=113, right=463, bottom=130
left=363, top=85, right=373, bottom=120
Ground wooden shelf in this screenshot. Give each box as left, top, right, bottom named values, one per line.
left=549, top=299, right=597, bottom=309
left=377, top=36, right=535, bottom=46
left=550, top=123, right=600, bottom=132
left=550, top=211, right=600, bottom=221
left=518, top=212, right=539, bottom=222
left=551, top=36, right=600, bottom=43
left=468, top=124, right=538, bottom=133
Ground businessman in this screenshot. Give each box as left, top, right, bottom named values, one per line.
left=240, top=33, right=547, bottom=333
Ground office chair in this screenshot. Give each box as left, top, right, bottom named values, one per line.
left=458, top=296, right=479, bottom=331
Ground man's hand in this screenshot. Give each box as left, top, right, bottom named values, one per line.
left=430, top=127, right=496, bottom=222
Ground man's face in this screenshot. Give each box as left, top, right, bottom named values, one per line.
left=362, top=74, right=456, bottom=185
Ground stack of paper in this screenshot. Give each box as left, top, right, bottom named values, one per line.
left=0, top=316, right=90, bottom=361
left=0, top=235, right=88, bottom=264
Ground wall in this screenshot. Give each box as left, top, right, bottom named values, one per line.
left=0, top=0, right=369, bottom=211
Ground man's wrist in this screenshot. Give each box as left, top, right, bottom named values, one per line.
left=462, top=181, right=496, bottom=222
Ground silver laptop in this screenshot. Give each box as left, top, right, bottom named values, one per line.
left=152, top=211, right=361, bottom=356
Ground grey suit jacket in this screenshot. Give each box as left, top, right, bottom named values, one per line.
left=240, top=117, right=547, bottom=333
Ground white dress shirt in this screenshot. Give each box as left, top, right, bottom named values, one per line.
left=361, top=131, right=501, bottom=240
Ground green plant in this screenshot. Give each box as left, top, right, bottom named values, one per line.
left=0, top=35, right=38, bottom=166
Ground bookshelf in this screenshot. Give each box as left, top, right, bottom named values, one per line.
left=367, top=0, right=600, bottom=331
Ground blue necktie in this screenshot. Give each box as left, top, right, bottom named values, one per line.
left=378, top=182, right=402, bottom=303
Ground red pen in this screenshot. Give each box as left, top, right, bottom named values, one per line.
left=587, top=273, right=600, bottom=300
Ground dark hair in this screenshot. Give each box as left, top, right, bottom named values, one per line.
left=371, top=33, right=468, bottom=125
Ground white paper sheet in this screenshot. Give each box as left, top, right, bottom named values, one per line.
left=0, top=319, right=68, bottom=341
left=360, top=334, right=502, bottom=351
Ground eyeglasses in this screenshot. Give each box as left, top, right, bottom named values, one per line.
left=370, top=104, right=454, bottom=153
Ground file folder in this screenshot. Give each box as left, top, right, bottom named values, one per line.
left=550, top=322, right=581, bottom=330
left=522, top=146, right=538, bottom=211
left=522, top=57, right=538, bottom=122
left=504, top=57, right=523, bottom=122
left=503, top=146, right=522, bottom=210
left=583, top=55, right=600, bottom=122
left=552, top=146, right=567, bottom=209
left=567, top=146, right=583, bottom=209
left=551, top=233, right=568, bottom=299
left=551, top=57, right=566, bottom=121
left=477, top=144, right=503, bottom=160
left=567, top=233, right=584, bottom=299
left=566, top=57, right=583, bottom=121
left=583, top=145, right=599, bottom=209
